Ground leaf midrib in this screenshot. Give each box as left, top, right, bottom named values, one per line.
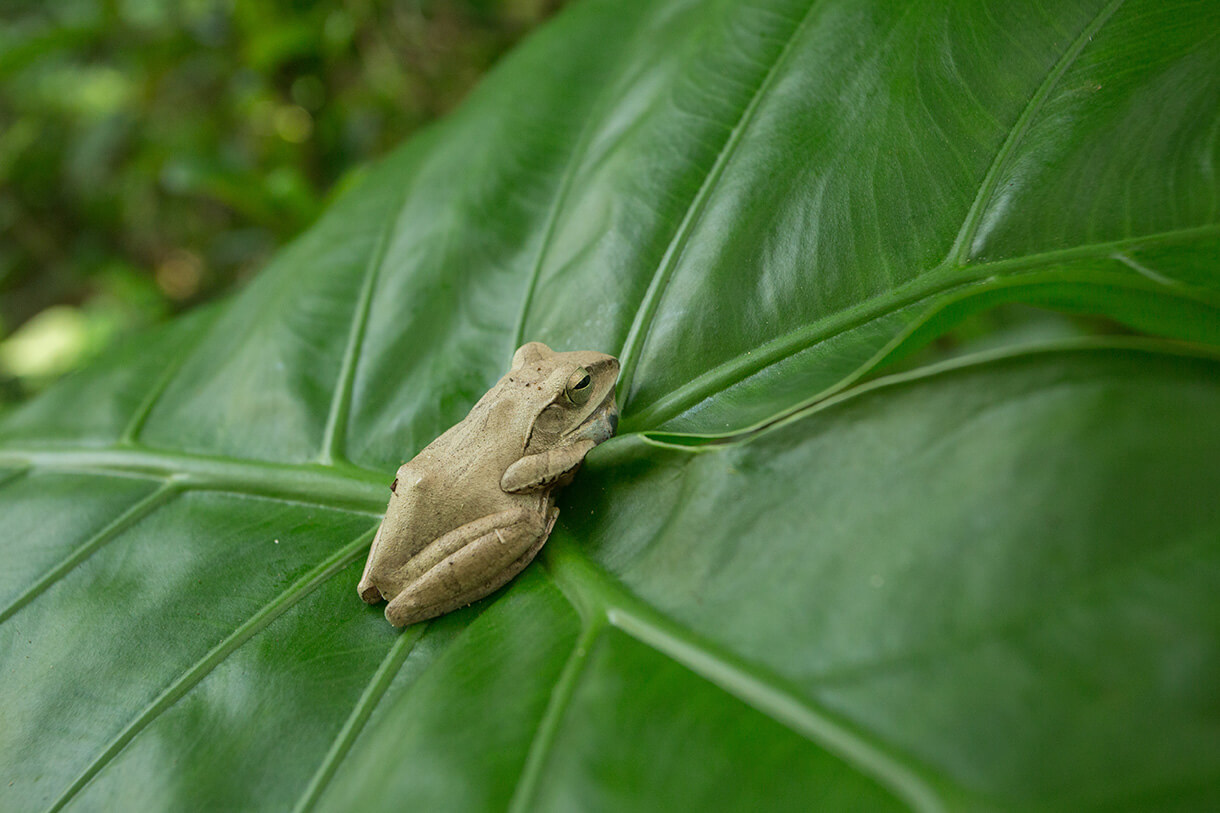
left=624, top=223, right=1220, bottom=430
left=611, top=0, right=1207, bottom=431
left=0, top=445, right=388, bottom=513
left=532, top=536, right=955, bottom=812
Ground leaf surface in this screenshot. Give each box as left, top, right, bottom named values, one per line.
left=2, top=0, right=1219, bottom=809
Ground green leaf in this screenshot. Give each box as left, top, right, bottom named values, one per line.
left=556, top=344, right=1220, bottom=809
left=2, top=0, right=1219, bottom=810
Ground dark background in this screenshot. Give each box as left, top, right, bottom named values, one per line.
left=0, top=0, right=562, bottom=404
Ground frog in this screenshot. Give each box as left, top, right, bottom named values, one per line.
left=357, top=341, right=620, bottom=627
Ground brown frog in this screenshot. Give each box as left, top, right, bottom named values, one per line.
left=357, top=341, right=620, bottom=627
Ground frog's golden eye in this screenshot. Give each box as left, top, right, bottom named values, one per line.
left=566, top=368, right=592, bottom=405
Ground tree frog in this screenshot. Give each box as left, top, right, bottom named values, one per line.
left=357, top=341, right=620, bottom=627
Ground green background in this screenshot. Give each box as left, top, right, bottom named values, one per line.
left=0, top=0, right=560, bottom=398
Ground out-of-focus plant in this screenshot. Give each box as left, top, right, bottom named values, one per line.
left=0, top=0, right=561, bottom=402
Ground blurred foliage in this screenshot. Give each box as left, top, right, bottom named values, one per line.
left=0, top=0, right=562, bottom=403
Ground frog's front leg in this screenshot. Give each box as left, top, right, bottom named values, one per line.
left=500, top=439, right=596, bottom=493
left=383, top=504, right=557, bottom=627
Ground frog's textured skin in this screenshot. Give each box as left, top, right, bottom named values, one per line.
left=357, top=342, right=620, bottom=627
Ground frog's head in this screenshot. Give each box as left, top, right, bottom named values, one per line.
left=511, top=341, right=620, bottom=452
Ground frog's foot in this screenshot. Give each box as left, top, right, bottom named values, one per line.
left=384, top=504, right=558, bottom=628
left=357, top=518, right=394, bottom=604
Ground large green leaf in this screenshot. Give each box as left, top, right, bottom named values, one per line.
left=2, top=0, right=1218, bottom=809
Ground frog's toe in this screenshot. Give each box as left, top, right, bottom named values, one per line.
left=357, top=576, right=385, bottom=604
left=385, top=594, right=430, bottom=628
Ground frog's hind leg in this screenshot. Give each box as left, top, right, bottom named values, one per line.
left=384, top=503, right=559, bottom=628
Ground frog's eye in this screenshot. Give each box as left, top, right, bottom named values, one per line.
left=566, top=368, right=592, bottom=405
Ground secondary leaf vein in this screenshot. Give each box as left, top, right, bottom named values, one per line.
left=543, top=537, right=951, bottom=812
left=615, top=0, right=825, bottom=402
left=293, top=622, right=427, bottom=813
left=319, top=191, right=404, bottom=465
left=0, top=482, right=179, bottom=626
left=43, top=526, right=377, bottom=813
left=508, top=618, right=606, bottom=813
left=946, top=0, right=1126, bottom=265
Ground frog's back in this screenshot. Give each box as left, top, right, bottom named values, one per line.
left=390, top=405, right=530, bottom=540
left=421, top=390, right=531, bottom=471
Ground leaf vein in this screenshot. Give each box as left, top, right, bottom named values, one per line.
left=608, top=606, right=950, bottom=813
left=43, top=526, right=377, bottom=813
left=510, top=60, right=631, bottom=351
left=615, top=0, right=825, bottom=401
left=319, top=203, right=401, bottom=465
left=946, top=0, right=1126, bottom=265
left=0, top=445, right=387, bottom=513
left=626, top=223, right=1220, bottom=429
left=120, top=306, right=226, bottom=444
left=293, top=622, right=427, bottom=813
left=543, top=538, right=950, bottom=812
left=0, top=482, right=179, bottom=626
left=508, top=618, right=605, bottom=813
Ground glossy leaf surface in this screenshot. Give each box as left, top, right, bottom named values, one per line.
left=2, top=0, right=1219, bottom=809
